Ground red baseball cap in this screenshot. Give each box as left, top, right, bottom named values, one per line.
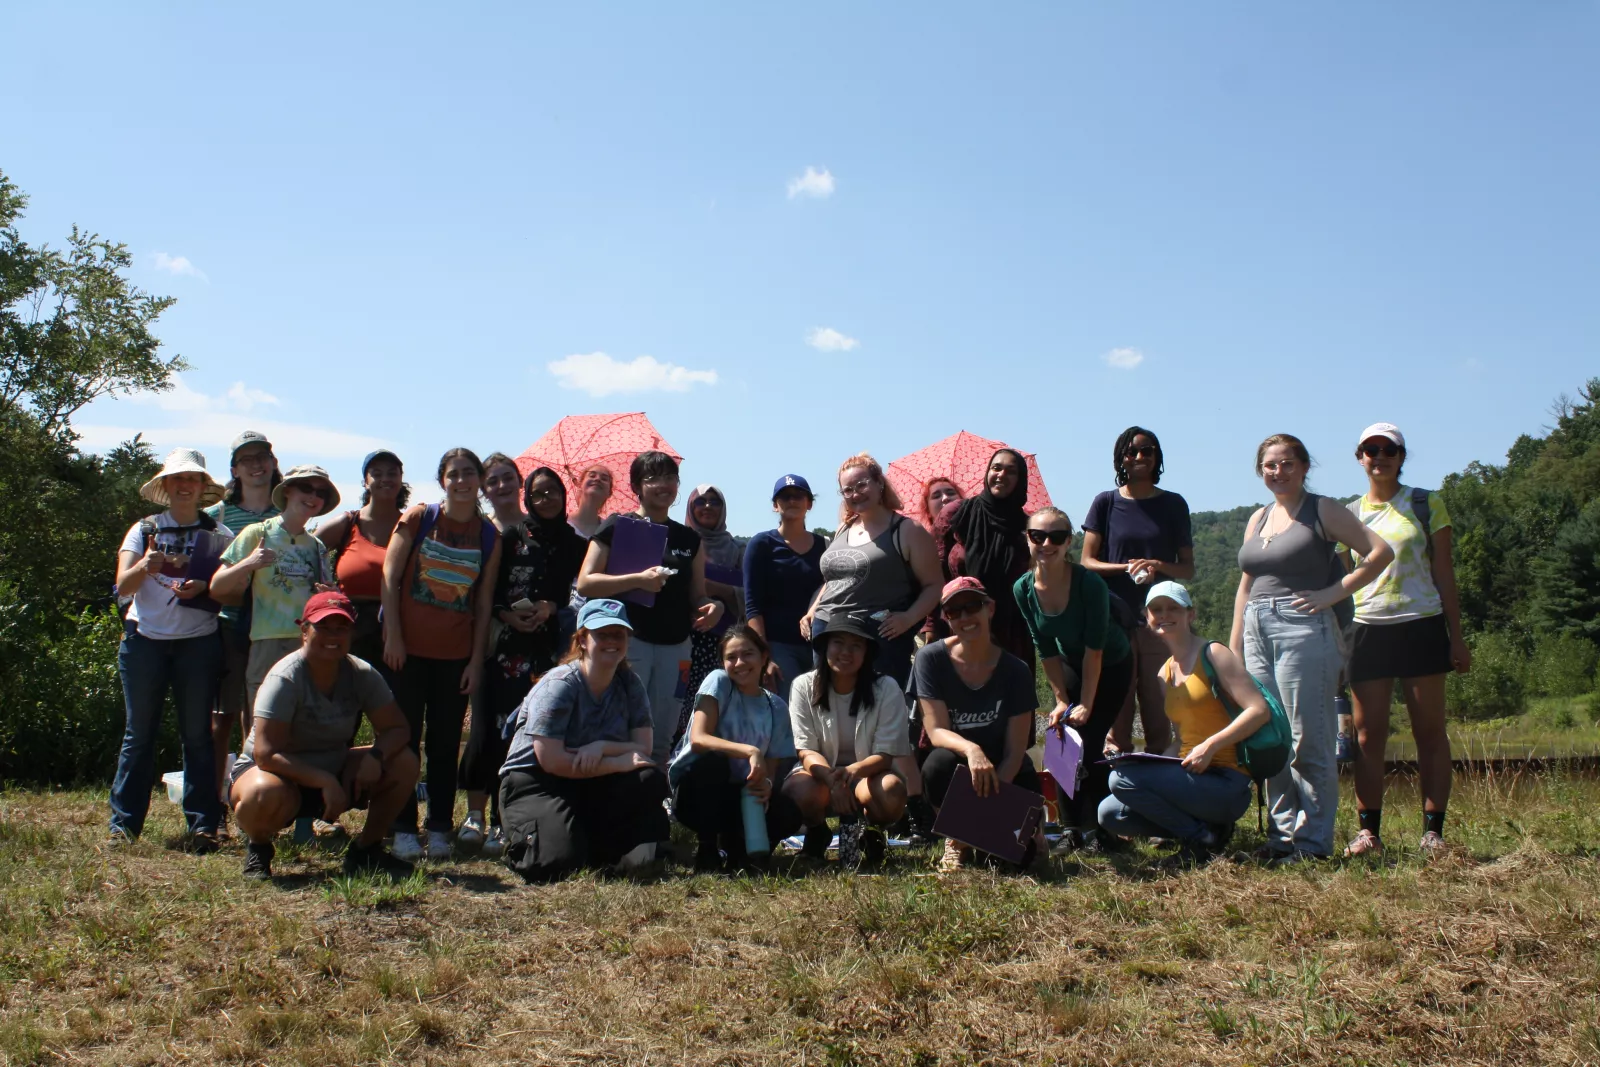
left=939, top=576, right=990, bottom=606
left=300, top=590, right=357, bottom=625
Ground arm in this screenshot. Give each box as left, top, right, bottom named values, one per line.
left=1430, top=525, right=1471, bottom=673
left=742, top=534, right=768, bottom=633
left=920, top=696, right=1000, bottom=798
left=1183, top=645, right=1270, bottom=773
left=574, top=537, right=669, bottom=599
left=1302, top=500, right=1394, bottom=610
left=882, top=521, right=944, bottom=639
left=460, top=536, right=501, bottom=692
left=687, top=699, right=761, bottom=763
left=689, top=544, right=724, bottom=632
left=381, top=512, right=417, bottom=671
left=1073, top=648, right=1104, bottom=728
left=1229, top=571, right=1254, bottom=659
left=1078, top=529, right=1127, bottom=577
left=1133, top=496, right=1196, bottom=580
left=997, top=711, right=1031, bottom=783
left=115, top=546, right=162, bottom=598
left=314, top=512, right=350, bottom=554
left=210, top=527, right=269, bottom=601
left=530, top=736, right=648, bottom=778
left=254, top=717, right=341, bottom=793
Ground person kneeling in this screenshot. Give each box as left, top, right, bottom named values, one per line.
left=1097, top=582, right=1269, bottom=868
left=230, top=591, right=419, bottom=882
left=669, top=625, right=802, bottom=872
left=498, top=599, right=669, bottom=883
left=781, top=614, right=910, bottom=868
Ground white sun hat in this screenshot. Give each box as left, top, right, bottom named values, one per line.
left=139, top=448, right=227, bottom=507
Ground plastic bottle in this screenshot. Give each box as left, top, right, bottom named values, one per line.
left=740, top=788, right=769, bottom=854
left=1335, top=693, right=1354, bottom=763
left=837, top=816, right=863, bottom=867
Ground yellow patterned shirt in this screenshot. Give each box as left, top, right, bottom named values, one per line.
left=1346, top=487, right=1451, bottom=624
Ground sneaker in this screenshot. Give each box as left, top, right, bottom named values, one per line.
left=938, top=838, right=969, bottom=873
left=481, top=826, right=506, bottom=858
left=392, top=832, right=424, bottom=861
left=1419, top=830, right=1446, bottom=855
left=694, top=840, right=723, bottom=872
left=343, top=842, right=415, bottom=881
left=860, top=827, right=887, bottom=869
left=1272, top=849, right=1326, bottom=867
left=1250, top=843, right=1293, bottom=864
left=800, top=823, right=833, bottom=860
left=457, top=811, right=486, bottom=850
left=615, top=841, right=657, bottom=873
left=1343, top=829, right=1384, bottom=858
left=425, top=831, right=453, bottom=861
left=242, top=841, right=274, bottom=881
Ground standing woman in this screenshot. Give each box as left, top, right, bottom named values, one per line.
left=315, top=449, right=407, bottom=681
left=1231, top=434, right=1392, bottom=863
left=457, top=466, right=587, bottom=856
left=1013, top=507, right=1134, bottom=849
left=1081, top=427, right=1195, bottom=755
left=480, top=453, right=527, bottom=533
left=744, top=475, right=827, bottom=690
left=1342, top=424, right=1470, bottom=857
left=922, top=478, right=964, bottom=536
left=937, top=449, right=1036, bottom=669
left=576, top=451, right=724, bottom=767
left=110, top=449, right=233, bottom=847
left=381, top=448, right=502, bottom=862
left=678, top=485, right=746, bottom=737
left=570, top=465, right=614, bottom=539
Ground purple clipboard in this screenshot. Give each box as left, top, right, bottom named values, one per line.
left=1043, top=726, right=1083, bottom=799
left=1096, top=752, right=1184, bottom=767
left=607, top=516, right=669, bottom=607
left=931, top=764, right=1046, bottom=864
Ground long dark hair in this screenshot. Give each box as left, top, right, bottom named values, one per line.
left=226, top=468, right=282, bottom=506
left=811, top=631, right=880, bottom=717
left=1113, top=426, right=1165, bottom=487
left=437, top=447, right=485, bottom=483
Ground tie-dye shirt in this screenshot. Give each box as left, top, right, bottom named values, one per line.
left=218, top=516, right=333, bottom=641
left=1346, top=487, right=1451, bottom=624
left=397, top=504, right=491, bottom=660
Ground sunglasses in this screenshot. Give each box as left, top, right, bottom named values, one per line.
left=942, top=597, right=988, bottom=620
left=1123, top=446, right=1157, bottom=460
left=293, top=483, right=333, bottom=500
left=529, top=487, right=562, bottom=501
left=1027, top=528, right=1071, bottom=545
left=1359, top=442, right=1401, bottom=458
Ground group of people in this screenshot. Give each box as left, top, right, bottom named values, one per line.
left=110, top=418, right=1468, bottom=882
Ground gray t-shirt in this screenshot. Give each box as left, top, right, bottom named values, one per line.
left=1238, top=494, right=1338, bottom=599
left=812, top=515, right=917, bottom=624
left=241, top=650, right=394, bottom=776
left=501, top=661, right=652, bottom=775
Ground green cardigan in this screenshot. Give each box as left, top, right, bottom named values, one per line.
left=1012, top=564, right=1132, bottom=672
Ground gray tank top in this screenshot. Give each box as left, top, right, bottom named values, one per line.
left=1237, top=494, right=1335, bottom=599
left=813, top=515, right=916, bottom=622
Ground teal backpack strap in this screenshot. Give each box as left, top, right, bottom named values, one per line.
left=1198, top=642, right=1268, bottom=834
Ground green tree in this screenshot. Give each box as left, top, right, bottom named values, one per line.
left=1530, top=498, right=1600, bottom=642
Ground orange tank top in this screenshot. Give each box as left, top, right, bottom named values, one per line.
left=335, top=513, right=390, bottom=601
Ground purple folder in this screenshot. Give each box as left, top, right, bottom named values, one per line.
left=606, top=516, right=669, bottom=607
left=931, top=764, right=1046, bottom=864
left=1043, top=726, right=1083, bottom=799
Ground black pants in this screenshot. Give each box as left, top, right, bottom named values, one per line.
left=394, top=654, right=470, bottom=835
left=499, top=765, right=670, bottom=883
left=922, top=747, right=1040, bottom=807
left=348, top=601, right=396, bottom=691
left=456, top=668, right=531, bottom=825
left=1064, top=654, right=1135, bottom=829
left=672, top=753, right=802, bottom=850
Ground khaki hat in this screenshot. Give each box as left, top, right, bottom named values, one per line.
left=271, top=464, right=341, bottom=516
left=139, top=448, right=226, bottom=508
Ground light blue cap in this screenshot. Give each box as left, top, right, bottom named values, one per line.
left=576, top=598, right=633, bottom=631
left=1145, top=580, right=1193, bottom=608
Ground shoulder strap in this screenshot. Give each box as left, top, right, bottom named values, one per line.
left=479, top=515, right=498, bottom=560
left=1196, top=642, right=1235, bottom=713
left=890, top=513, right=918, bottom=591
left=416, top=503, right=442, bottom=544
left=1247, top=502, right=1273, bottom=539
left=1411, top=487, right=1434, bottom=565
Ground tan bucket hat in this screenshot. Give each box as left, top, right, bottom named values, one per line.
left=272, top=464, right=341, bottom=516
left=139, top=448, right=227, bottom=508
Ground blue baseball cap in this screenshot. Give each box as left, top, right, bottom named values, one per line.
left=576, top=599, right=633, bottom=632
left=361, top=449, right=403, bottom=476
left=772, top=474, right=813, bottom=501
left=1145, top=580, right=1193, bottom=609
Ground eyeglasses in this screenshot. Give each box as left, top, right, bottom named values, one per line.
left=235, top=450, right=275, bottom=468
left=642, top=476, right=679, bottom=488
left=1359, top=442, right=1401, bottom=459
left=942, top=598, right=988, bottom=620
left=1261, top=461, right=1299, bottom=475
left=1123, top=446, right=1156, bottom=460
left=1027, top=528, right=1071, bottom=545
left=694, top=497, right=724, bottom=509
left=529, top=487, right=562, bottom=501
left=839, top=478, right=876, bottom=497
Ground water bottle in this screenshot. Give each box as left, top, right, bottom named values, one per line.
left=1335, top=694, right=1354, bottom=763
left=837, top=816, right=863, bottom=867
left=740, top=788, right=769, bottom=854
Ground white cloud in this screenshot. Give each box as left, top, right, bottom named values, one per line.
left=151, top=252, right=206, bottom=280
left=787, top=166, right=835, bottom=200
left=546, top=352, right=719, bottom=397
left=1103, top=346, right=1145, bottom=370
left=806, top=327, right=859, bottom=352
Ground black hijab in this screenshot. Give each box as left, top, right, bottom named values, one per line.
left=948, top=449, right=1031, bottom=599
left=523, top=466, right=573, bottom=538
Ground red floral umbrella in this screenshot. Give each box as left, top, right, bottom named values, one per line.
left=516, top=413, right=683, bottom=518
left=885, top=431, right=1052, bottom=529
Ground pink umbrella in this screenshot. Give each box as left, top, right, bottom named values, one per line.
left=515, top=413, right=683, bottom=518
left=885, top=431, right=1052, bottom=529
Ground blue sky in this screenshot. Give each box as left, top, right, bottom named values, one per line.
left=5, top=4, right=1596, bottom=534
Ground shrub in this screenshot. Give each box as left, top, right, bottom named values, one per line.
left=1446, top=631, right=1528, bottom=721
left=1528, top=632, right=1599, bottom=698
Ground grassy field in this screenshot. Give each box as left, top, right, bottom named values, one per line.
left=3, top=773, right=1600, bottom=1066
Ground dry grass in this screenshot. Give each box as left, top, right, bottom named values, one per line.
left=2, top=774, right=1600, bottom=1065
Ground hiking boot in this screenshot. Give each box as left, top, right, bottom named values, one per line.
left=425, top=831, right=452, bottom=861
left=457, top=811, right=487, bottom=850
left=905, top=795, right=940, bottom=846
left=343, top=841, right=415, bottom=881
left=860, top=827, right=887, bottom=869
left=694, top=840, right=723, bottom=872
left=391, top=832, right=424, bottom=861
left=242, top=841, right=274, bottom=882
left=799, top=823, right=833, bottom=860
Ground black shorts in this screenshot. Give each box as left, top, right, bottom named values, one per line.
left=230, top=755, right=370, bottom=819
left=1348, top=614, right=1452, bottom=684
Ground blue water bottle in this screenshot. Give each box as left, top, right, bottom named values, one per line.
left=741, top=788, right=769, bottom=854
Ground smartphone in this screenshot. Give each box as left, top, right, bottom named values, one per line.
left=510, top=598, right=536, bottom=612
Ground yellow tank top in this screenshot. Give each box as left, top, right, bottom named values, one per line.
left=1161, top=653, right=1239, bottom=772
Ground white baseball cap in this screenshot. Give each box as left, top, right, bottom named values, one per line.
left=1357, top=423, right=1405, bottom=450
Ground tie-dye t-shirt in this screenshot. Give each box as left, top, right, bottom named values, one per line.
left=397, top=504, right=491, bottom=660
left=219, top=516, right=334, bottom=640
left=1345, top=487, right=1451, bottom=624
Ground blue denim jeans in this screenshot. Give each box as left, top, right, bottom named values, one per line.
left=1098, top=761, right=1252, bottom=844
left=631, top=637, right=693, bottom=767
left=768, top=642, right=814, bottom=698
left=110, top=626, right=223, bottom=837
left=1244, top=597, right=1341, bottom=856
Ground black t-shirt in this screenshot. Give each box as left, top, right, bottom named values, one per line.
left=910, top=640, right=1038, bottom=762
left=592, top=515, right=701, bottom=645
left=1082, top=489, right=1193, bottom=610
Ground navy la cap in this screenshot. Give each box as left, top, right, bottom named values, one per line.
left=772, top=474, right=813, bottom=501
left=362, top=449, right=403, bottom=476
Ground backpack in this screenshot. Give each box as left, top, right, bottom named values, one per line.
left=1197, top=642, right=1294, bottom=829
left=1347, top=487, right=1434, bottom=566
left=1251, top=493, right=1353, bottom=630
left=414, top=502, right=498, bottom=561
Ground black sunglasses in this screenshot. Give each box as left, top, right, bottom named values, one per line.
left=942, top=597, right=989, bottom=620
left=1359, top=442, right=1401, bottom=459
left=1027, top=528, right=1071, bottom=545
left=1123, top=446, right=1157, bottom=460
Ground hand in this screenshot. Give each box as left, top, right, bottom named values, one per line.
left=313, top=582, right=337, bottom=594
left=349, top=750, right=383, bottom=802
left=172, top=579, right=208, bottom=601
left=827, top=766, right=857, bottom=815
left=744, top=750, right=771, bottom=803
left=627, top=750, right=655, bottom=770
left=1067, top=703, right=1091, bottom=728
left=1450, top=635, right=1472, bottom=674
left=139, top=547, right=166, bottom=576
left=692, top=599, right=725, bottom=633
left=572, top=741, right=606, bottom=775
left=1290, top=584, right=1346, bottom=615
left=635, top=567, right=670, bottom=593
left=1181, top=739, right=1216, bottom=774
left=503, top=608, right=539, bottom=633
left=1126, top=559, right=1159, bottom=585
left=320, top=778, right=350, bottom=823
left=382, top=622, right=406, bottom=672
left=1045, top=700, right=1071, bottom=729
left=798, top=612, right=815, bottom=641
left=527, top=600, right=555, bottom=630
left=968, top=749, right=999, bottom=798
left=762, top=659, right=784, bottom=690
left=246, top=542, right=279, bottom=571
left=459, top=659, right=480, bottom=695
left=878, top=610, right=918, bottom=640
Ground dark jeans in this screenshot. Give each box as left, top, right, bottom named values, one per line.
left=457, top=668, right=532, bottom=825
left=1062, top=654, right=1135, bottom=830
left=394, top=655, right=470, bottom=834
left=499, top=765, right=670, bottom=883
left=672, top=753, right=802, bottom=850
left=922, top=747, right=1039, bottom=807
left=110, top=627, right=223, bottom=837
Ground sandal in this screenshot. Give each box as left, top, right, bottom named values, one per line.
left=1342, top=829, right=1383, bottom=858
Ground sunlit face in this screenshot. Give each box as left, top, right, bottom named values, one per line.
left=1356, top=437, right=1403, bottom=481
left=483, top=462, right=522, bottom=509
left=986, top=454, right=1022, bottom=498
left=284, top=479, right=332, bottom=517
left=364, top=459, right=402, bottom=502
left=581, top=468, right=614, bottom=505
left=440, top=457, right=481, bottom=503
left=824, top=632, right=867, bottom=676
left=839, top=466, right=881, bottom=510
left=582, top=624, right=630, bottom=666
left=163, top=472, right=205, bottom=509
left=1026, top=516, right=1072, bottom=563
left=1258, top=444, right=1307, bottom=495
left=231, top=444, right=277, bottom=488
left=528, top=473, right=565, bottom=521
left=1145, top=597, right=1194, bottom=638
left=692, top=492, right=725, bottom=529
left=773, top=488, right=812, bottom=521
left=941, top=594, right=993, bottom=639
left=722, top=636, right=765, bottom=690
left=302, top=614, right=353, bottom=661
left=927, top=480, right=962, bottom=516
left=638, top=472, right=679, bottom=512
left=1122, top=435, right=1158, bottom=482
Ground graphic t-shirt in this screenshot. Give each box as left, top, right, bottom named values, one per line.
left=205, top=499, right=280, bottom=627
left=668, top=668, right=796, bottom=785
left=910, top=640, right=1037, bottom=763
left=396, top=504, right=491, bottom=661
left=500, top=661, right=652, bottom=774
left=591, top=515, right=700, bottom=645
left=1082, top=489, right=1193, bottom=610
left=241, top=649, right=394, bottom=777
left=1346, top=487, right=1451, bottom=624
left=219, top=516, right=331, bottom=641
left=119, top=512, right=236, bottom=640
